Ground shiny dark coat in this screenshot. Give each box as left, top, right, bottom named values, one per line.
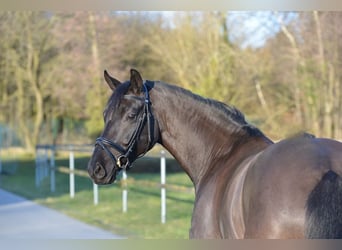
left=88, top=69, right=342, bottom=239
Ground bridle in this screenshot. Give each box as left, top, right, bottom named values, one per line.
left=95, top=81, right=155, bottom=170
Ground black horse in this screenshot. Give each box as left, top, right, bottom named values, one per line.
left=88, top=69, right=342, bottom=239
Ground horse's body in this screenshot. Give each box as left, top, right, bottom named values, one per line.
left=88, top=69, right=342, bottom=239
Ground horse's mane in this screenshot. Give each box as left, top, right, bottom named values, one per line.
left=157, top=81, right=264, bottom=137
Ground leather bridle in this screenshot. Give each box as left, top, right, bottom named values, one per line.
left=95, top=81, right=155, bottom=170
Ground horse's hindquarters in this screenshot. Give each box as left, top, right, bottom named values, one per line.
left=241, top=137, right=342, bottom=238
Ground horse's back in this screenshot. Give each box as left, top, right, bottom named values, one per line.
left=241, top=135, right=342, bottom=238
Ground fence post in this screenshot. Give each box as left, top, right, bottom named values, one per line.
left=69, top=147, right=75, bottom=198
left=0, top=136, right=2, bottom=175
left=44, top=148, right=49, bottom=179
left=160, top=150, right=166, bottom=224
left=50, top=147, right=55, bottom=193
left=122, top=170, right=128, bottom=213
left=0, top=148, right=2, bottom=175
left=35, top=148, right=41, bottom=188
left=93, top=183, right=98, bottom=205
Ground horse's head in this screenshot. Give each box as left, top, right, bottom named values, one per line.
left=88, top=69, right=159, bottom=184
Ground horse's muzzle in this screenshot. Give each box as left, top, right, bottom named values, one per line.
left=88, top=161, right=117, bottom=185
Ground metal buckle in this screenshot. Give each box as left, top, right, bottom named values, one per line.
left=117, top=155, right=129, bottom=169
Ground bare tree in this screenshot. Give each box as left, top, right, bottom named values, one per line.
left=0, top=12, right=58, bottom=150
left=272, top=11, right=342, bottom=138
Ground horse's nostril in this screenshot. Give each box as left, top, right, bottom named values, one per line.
left=94, top=163, right=106, bottom=179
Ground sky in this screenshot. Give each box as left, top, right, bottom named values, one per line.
left=158, top=11, right=298, bottom=49
left=226, top=11, right=298, bottom=48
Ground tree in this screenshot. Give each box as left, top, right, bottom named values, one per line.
left=144, top=12, right=238, bottom=103
left=273, top=11, right=342, bottom=138
left=0, top=11, right=58, bottom=151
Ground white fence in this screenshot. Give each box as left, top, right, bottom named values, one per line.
left=35, top=144, right=168, bottom=223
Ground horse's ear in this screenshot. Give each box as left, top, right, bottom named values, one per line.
left=104, top=70, right=121, bottom=90
left=129, top=68, right=143, bottom=95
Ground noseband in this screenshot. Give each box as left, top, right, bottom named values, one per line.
left=95, top=82, right=155, bottom=170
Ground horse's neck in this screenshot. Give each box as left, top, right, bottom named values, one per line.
left=151, top=83, right=271, bottom=187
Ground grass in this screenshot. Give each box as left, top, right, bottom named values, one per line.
left=0, top=153, right=195, bottom=239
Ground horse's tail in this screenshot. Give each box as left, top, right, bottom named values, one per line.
left=305, top=170, right=342, bottom=238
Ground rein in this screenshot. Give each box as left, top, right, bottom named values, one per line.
left=95, top=82, right=154, bottom=170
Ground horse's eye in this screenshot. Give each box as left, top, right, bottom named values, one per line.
left=128, top=113, right=136, bottom=119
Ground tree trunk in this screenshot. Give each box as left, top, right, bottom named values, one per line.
left=277, top=13, right=305, bottom=129
left=85, top=12, right=105, bottom=138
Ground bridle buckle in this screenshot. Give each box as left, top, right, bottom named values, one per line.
left=117, top=155, right=129, bottom=169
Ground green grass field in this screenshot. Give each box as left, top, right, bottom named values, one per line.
left=0, top=154, right=195, bottom=239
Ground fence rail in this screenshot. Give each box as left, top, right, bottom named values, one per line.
left=35, top=144, right=169, bottom=223
left=36, top=144, right=94, bottom=152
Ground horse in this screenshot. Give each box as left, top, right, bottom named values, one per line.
left=88, top=69, right=342, bottom=239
